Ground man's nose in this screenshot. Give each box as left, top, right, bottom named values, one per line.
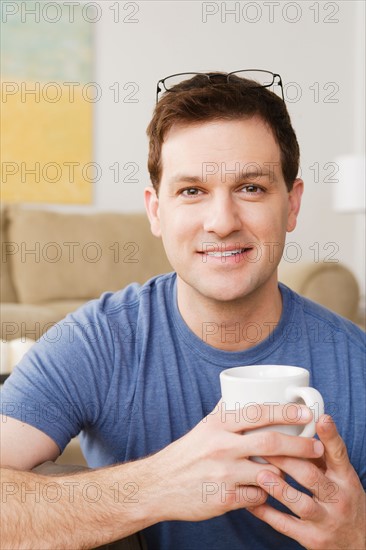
left=203, top=195, right=242, bottom=237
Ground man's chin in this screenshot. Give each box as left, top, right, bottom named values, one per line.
left=193, top=282, right=261, bottom=306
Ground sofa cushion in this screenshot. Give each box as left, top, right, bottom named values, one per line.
left=1, top=300, right=90, bottom=341
left=0, top=302, right=64, bottom=341
left=1, top=206, right=18, bottom=303
left=45, top=299, right=87, bottom=318
left=6, top=205, right=172, bottom=304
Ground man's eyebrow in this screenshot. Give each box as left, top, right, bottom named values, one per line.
left=239, top=169, right=277, bottom=181
left=168, top=168, right=278, bottom=186
left=243, top=170, right=279, bottom=184
left=167, top=174, right=203, bottom=187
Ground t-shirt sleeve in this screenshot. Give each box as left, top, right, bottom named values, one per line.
left=1, top=296, right=115, bottom=453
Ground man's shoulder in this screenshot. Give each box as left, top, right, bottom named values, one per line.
left=75, top=271, right=176, bottom=319
left=281, top=283, right=366, bottom=349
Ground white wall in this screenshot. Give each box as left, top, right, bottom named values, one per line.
left=27, top=1, right=366, bottom=294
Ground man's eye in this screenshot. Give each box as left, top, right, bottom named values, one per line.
left=241, top=185, right=263, bottom=194
left=180, top=187, right=202, bottom=197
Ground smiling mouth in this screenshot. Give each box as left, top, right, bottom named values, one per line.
left=204, top=248, right=249, bottom=257
left=198, top=245, right=254, bottom=260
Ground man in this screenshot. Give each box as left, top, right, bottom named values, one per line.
left=1, top=71, right=365, bottom=550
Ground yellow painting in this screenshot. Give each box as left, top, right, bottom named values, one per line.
left=1, top=3, right=93, bottom=204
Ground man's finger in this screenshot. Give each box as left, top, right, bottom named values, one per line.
left=212, top=401, right=314, bottom=433
left=240, top=432, right=324, bottom=460
left=256, top=469, right=324, bottom=522
left=316, top=415, right=351, bottom=473
left=246, top=502, right=309, bottom=542
left=265, top=455, right=338, bottom=504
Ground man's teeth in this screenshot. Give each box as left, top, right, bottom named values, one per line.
left=206, top=249, right=245, bottom=257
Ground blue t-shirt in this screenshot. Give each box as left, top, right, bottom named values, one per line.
left=2, top=273, right=366, bottom=550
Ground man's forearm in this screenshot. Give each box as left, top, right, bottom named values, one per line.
left=0, top=459, right=157, bottom=550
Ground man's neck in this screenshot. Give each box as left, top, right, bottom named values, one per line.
left=176, top=276, right=283, bottom=352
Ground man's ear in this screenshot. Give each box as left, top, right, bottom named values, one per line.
left=287, top=178, right=304, bottom=232
left=144, top=186, right=162, bottom=237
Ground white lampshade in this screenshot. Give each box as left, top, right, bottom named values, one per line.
left=333, top=155, right=365, bottom=213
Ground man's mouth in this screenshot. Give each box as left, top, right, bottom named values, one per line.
left=198, top=245, right=255, bottom=262
left=204, top=248, right=249, bottom=257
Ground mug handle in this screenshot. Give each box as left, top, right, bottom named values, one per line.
left=285, top=386, right=324, bottom=437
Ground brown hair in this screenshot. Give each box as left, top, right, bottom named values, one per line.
left=146, top=73, right=300, bottom=194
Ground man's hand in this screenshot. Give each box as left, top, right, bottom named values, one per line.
left=247, top=414, right=366, bottom=549
left=145, top=400, right=324, bottom=523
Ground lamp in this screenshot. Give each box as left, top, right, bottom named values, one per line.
left=332, top=154, right=365, bottom=324
left=333, top=155, right=365, bottom=213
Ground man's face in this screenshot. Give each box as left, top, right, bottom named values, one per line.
left=145, top=117, right=303, bottom=305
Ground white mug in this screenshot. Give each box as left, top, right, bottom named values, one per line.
left=220, top=364, right=324, bottom=439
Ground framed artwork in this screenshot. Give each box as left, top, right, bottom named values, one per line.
left=1, top=2, right=93, bottom=203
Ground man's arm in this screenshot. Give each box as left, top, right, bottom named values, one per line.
left=0, top=403, right=324, bottom=549
left=1, top=416, right=60, bottom=470
left=0, top=416, right=153, bottom=548
left=0, top=461, right=155, bottom=550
